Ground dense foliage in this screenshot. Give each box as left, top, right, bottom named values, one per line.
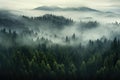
left=0, top=37, right=120, bottom=80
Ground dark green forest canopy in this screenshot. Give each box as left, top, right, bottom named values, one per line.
left=0, top=38, right=120, bottom=80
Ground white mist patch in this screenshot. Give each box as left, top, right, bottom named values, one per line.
left=26, top=21, right=120, bottom=46
left=61, top=24, right=80, bottom=37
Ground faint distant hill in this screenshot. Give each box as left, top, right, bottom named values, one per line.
left=34, top=6, right=62, bottom=11
left=34, top=6, right=100, bottom=12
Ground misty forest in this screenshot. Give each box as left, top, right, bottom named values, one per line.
left=0, top=2, right=120, bottom=80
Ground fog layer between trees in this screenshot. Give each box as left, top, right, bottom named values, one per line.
left=0, top=10, right=120, bottom=80
left=0, top=10, right=120, bottom=47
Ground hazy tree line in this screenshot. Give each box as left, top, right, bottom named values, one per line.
left=0, top=11, right=73, bottom=31
left=22, top=14, right=74, bottom=29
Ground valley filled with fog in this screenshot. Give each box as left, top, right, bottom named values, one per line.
left=0, top=6, right=120, bottom=79
left=2, top=7, right=120, bottom=47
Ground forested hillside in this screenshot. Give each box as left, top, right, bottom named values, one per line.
left=0, top=10, right=120, bottom=80
left=0, top=37, right=120, bottom=80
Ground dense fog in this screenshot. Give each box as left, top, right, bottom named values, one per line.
left=0, top=8, right=120, bottom=47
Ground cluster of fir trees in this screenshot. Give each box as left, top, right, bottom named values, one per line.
left=0, top=37, right=120, bottom=80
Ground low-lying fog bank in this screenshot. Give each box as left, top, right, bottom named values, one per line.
left=0, top=10, right=120, bottom=47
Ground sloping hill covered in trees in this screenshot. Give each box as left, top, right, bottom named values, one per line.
left=0, top=10, right=120, bottom=80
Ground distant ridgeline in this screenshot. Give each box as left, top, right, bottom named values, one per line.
left=34, top=6, right=100, bottom=12
left=0, top=11, right=74, bottom=30
left=22, top=14, right=74, bottom=29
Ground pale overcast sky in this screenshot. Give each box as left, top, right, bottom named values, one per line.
left=0, top=0, right=120, bottom=10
